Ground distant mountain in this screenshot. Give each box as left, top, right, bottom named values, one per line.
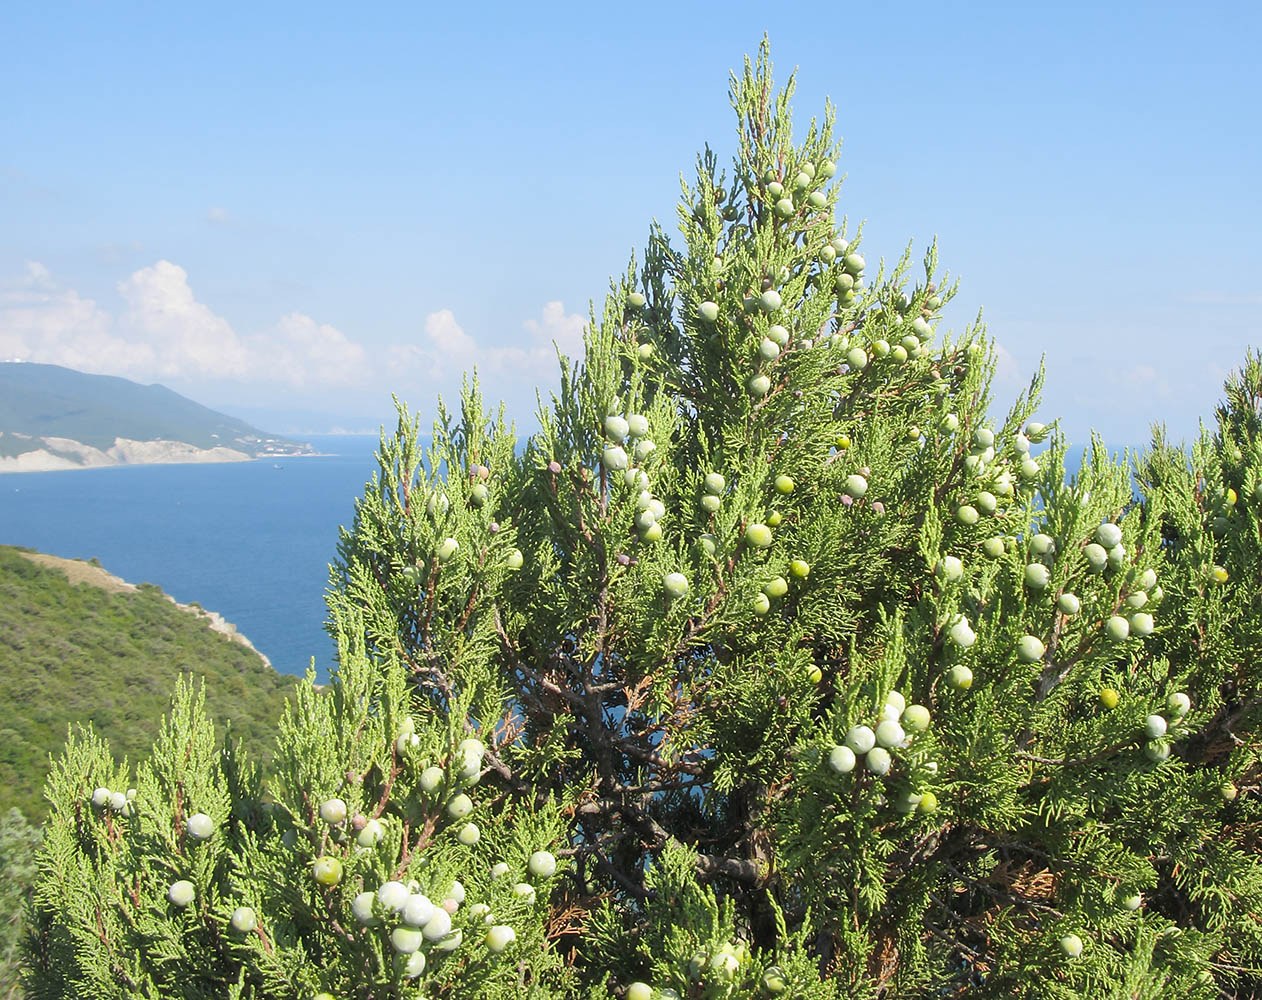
left=0, top=362, right=314, bottom=471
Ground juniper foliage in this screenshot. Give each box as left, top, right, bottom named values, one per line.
left=24, top=41, right=1261, bottom=1000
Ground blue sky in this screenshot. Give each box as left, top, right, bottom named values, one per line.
left=2, top=1, right=1258, bottom=447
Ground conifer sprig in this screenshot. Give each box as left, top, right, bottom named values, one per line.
left=22, top=37, right=1260, bottom=1000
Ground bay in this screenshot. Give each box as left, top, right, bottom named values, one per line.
left=0, top=434, right=386, bottom=683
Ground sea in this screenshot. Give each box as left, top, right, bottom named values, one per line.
left=0, top=435, right=1138, bottom=685
left=0, top=435, right=388, bottom=683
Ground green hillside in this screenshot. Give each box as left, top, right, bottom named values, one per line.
left=0, top=545, right=299, bottom=820
left=0, top=362, right=311, bottom=456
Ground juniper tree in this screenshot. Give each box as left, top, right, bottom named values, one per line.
left=24, top=40, right=1261, bottom=1000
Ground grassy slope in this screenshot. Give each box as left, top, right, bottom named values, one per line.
left=0, top=544, right=299, bottom=820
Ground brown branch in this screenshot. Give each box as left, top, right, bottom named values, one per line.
left=573, top=798, right=762, bottom=886
left=1015, top=738, right=1133, bottom=768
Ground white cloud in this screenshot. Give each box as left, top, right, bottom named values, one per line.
left=990, top=340, right=1022, bottom=386
left=391, top=301, right=587, bottom=385
left=0, top=261, right=138, bottom=371
left=206, top=206, right=228, bottom=224
left=425, top=308, right=479, bottom=365
left=524, top=300, right=586, bottom=359
left=1, top=262, right=587, bottom=419
left=256, top=312, right=369, bottom=387
left=0, top=260, right=369, bottom=389
left=1120, top=364, right=1166, bottom=393
left=21, top=261, right=53, bottom=289
left=458, top=300, right=587, bottom=372
left=118, top=260, right=251, bottom=378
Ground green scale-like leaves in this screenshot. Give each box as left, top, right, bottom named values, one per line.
left=23, top=38, right=1262, bottom=1000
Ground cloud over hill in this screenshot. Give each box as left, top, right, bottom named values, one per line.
left=0, top=260, right=588, bottom=418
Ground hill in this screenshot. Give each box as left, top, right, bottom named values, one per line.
left=0, top=362, right=314, bottom=471
left=0, top=544, right=300, bottom=820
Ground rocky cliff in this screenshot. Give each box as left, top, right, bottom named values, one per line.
left=0, top=432, right=254, bottom=472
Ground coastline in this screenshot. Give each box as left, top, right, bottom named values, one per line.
left=1, top=433, right=386, bottom=682
left=12, top=548, right=275, bottom=670
left=0, top=445, right=329, bottom=474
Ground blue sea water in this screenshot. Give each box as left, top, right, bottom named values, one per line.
left=0, top=435, right=386, bottom=683
left=0, top=433, right=1143, bottom=685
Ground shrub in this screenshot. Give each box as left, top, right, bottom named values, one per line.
left=1, top=808, right=40, bottom=998
left=24, top=41, right=1260, bottom=999
left=0, top=545, right=296, bottom=821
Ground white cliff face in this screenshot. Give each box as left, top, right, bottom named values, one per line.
left=0, top=448, right=89, bottom=473
left=41, top=437, right=117, bottom=466
left=106, top=438, right=251, bottom=465
left=0, top=433, right=251, bottom=473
